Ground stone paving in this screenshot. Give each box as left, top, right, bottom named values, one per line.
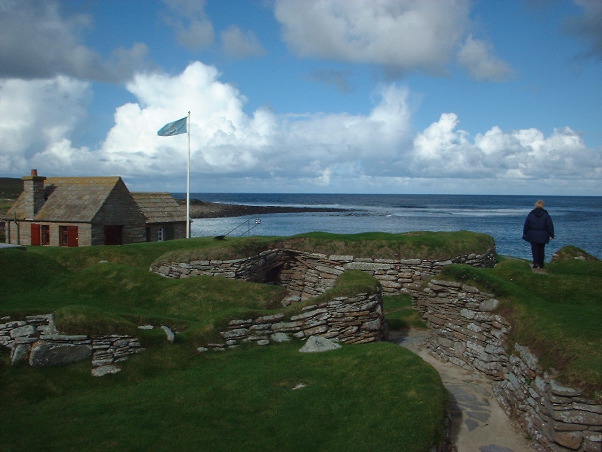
left=391, top=329, right=538, bottom=452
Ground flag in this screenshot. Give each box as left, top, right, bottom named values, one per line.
left=157, top=116, right=187, bottom=136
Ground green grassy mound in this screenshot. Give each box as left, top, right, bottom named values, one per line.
left=441, top=257, right=602, bottom=400
left=153, top=230, right=495, bottom=266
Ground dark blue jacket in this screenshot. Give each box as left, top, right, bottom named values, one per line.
left=523, top=208, right=555, bottom=244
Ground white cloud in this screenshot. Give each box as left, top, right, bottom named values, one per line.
left=2, top=62, right=599, bottom=194
left=0, top=0, right=151, bottom=82
left=162, top=0, right=214, bottom=51
left=275, top=0, right=468, bottom=74
left=94, top=63, right=413, bottom=184
left=221, top=26, right=266, bottom=58
left=409, top=113, right=601, bottom=183
left=0, top=77, right=92, bottom=173
left=457, top=35, right=513, bottom=81
left=93, top=63, right=602, bottom=193
left=273, top=0, right=511, bottom=80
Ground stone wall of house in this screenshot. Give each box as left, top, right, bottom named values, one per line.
left=5, top=220, right=32, bottom=246
left=92, top=180, right=146, bottom=245
left=198, top=288, right=386, bottom=352
left=151, top=247, right=496, bottom=300
left=5, top=221, right=93, bottom=247
left=0, top=314, right=144, bottom=376
left=416, top=279, right=602, bottom=452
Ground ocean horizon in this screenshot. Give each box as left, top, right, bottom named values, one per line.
left=173, top=193, right=602, bottom=262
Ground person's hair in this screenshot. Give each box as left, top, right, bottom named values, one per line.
left=535, top=200, right=545, bottom=208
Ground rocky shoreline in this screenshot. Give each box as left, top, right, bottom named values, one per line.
left=177, top=198, right=348, bottom=219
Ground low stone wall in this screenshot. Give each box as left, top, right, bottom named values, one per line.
left=152, top=247, right=496, bottom=299
left=199, top=288, right=386, bottom=352
left=417, top=279, right=602, bottom=452
left=0, top=314, right=144, bottom=376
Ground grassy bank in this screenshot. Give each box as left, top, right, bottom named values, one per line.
left=441, top=255, right=602, bottom=400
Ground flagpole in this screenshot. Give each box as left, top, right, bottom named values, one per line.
left=186, top=111, right=191, bottom=239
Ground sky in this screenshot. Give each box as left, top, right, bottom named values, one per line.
left=0, top=0, right=601, bottom=196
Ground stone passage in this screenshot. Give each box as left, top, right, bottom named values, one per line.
left=152, top=247, right=496, bottom=299
left=1, top=314, right=144, bottom=376
left=416, top=279, right=602, bottom=452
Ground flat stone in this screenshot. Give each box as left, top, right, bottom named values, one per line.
left=29, top=342, right=92, bottom=368
left=91, top=365, right=122, bottom=377
left=552, top=409, right=602, bottom=426
left=299, top=336, right=341, bottom=353
left=480, top=299, right=499, bottom=312
left=270, top=333, right=290, bottom=343
left=550, top=379, right=582, bottom=397
left=10, top=325, right=37, bottom=339
left=553, top=431, right=583, bottom=450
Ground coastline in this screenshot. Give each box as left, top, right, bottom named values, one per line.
left=179, top=198, right=348, bottom=219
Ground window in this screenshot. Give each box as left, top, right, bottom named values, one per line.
left=157, top=227, right=164, bottom=241
left=41, top=225, right=50, bottom=245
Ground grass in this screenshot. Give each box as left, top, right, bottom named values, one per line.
left=384, top=294, right=427, bottom=331
left=0, top=342, right=447, bottom=452
left=153, top=230, right=495, bottom=266
left=26, top=236, right=222, bottom=272
left=0, top=177, right=23, bottom=199
left=2, top=234, right=600, bottom=449
left=0, top=236, right=451, bottom=451
left=440, top=254, right=602, bottom=400
left=0, top=255, right=285, bottom=344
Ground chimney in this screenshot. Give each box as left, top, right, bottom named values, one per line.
left=22, top=169, right=47, bottom=219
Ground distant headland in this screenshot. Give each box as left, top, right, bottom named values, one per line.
left=177, top=198, right=348, bottom=219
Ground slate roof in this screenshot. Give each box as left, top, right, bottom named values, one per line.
left=131, top=192, right=186, bottom=223
left=6, top=177, right=122, bottom=222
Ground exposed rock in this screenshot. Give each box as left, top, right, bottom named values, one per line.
left=10, top=343, right=31, bottom=364
left=299, top=336, right=341, bottom=353
left=29, top=341, right=92, bottom=368
left=161, top=325, right=175, bottom=343
left=270, top=333, right=290, bottom=343
left=91, top=365, right=122, bottom=377
left=179, top=198, right=348, bottom=219
left=10, top=324, right=37, bottom=339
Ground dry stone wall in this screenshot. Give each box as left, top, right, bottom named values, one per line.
left=417, top=279, right=602, bottom=452
left=0, top=314, right=143, bottom=376
left=198, top=289, right=386, bottom=352
left=151, top=247, right=496, bottom=300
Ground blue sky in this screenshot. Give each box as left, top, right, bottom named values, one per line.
left=1, top=0, right=601, bottom=195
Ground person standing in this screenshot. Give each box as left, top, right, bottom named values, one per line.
left=523, top=200, right=555, bottom=268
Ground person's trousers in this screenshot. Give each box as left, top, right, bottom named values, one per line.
left=531, top=242, right=546, bottom=267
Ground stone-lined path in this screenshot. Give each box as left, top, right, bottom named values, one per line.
left=391, top=329, right=538, bottom=452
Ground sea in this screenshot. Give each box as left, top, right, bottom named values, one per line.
left=181, top=193, right=602, bottom=262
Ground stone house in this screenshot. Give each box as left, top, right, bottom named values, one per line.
left=2, top=171, right=186, bottom=246
left=131, top=192, right=186, bottom=242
